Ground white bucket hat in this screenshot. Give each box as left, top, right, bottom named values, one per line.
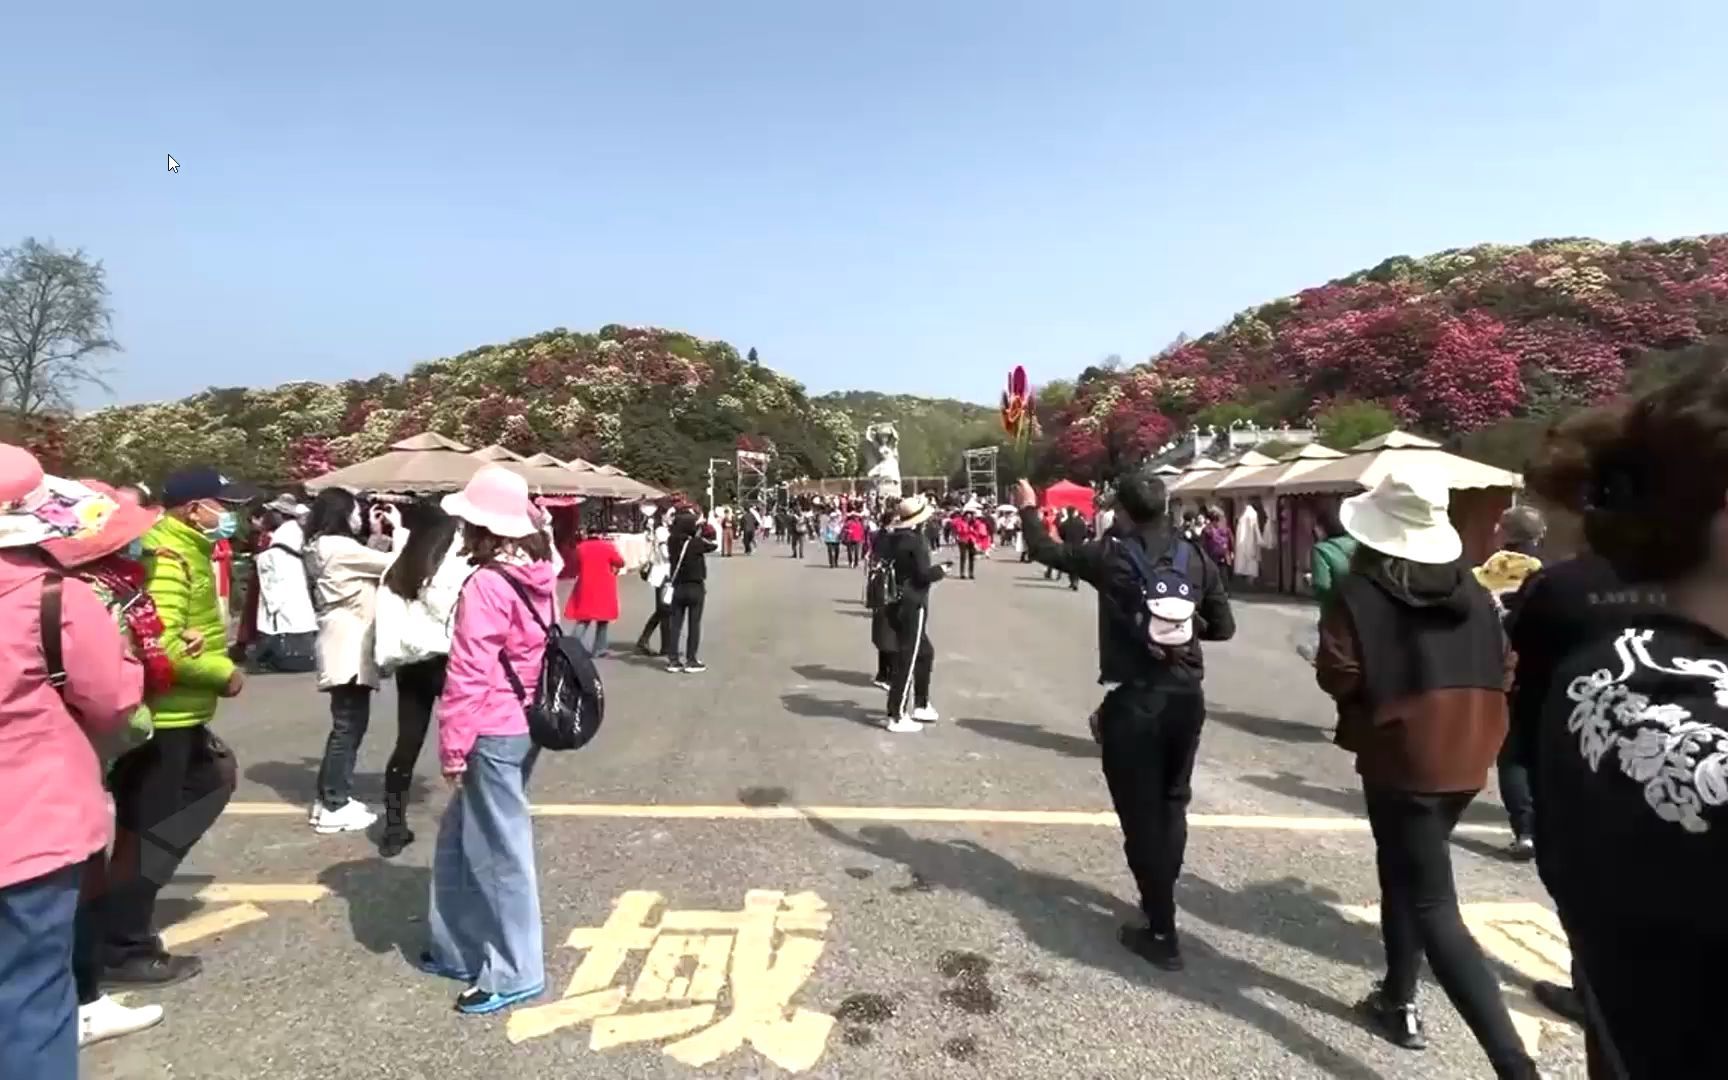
left=1340, top=467, right=1462, bottom=565
left=890, top=495, right=935, bottom=530
left=442, top=464, right=537, bottom=538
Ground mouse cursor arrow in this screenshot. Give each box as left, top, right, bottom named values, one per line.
left=167, top=154, right=180, bottom=173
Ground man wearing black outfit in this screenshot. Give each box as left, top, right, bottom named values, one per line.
left=881, top=497, right=952, bottom=732
left=663, top=511, right=718, bottom=674
left=1057, top=508, right=1090, bottom=590
left=1019, top=473, right=1234, bottom=970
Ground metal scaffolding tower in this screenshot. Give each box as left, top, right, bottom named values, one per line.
left=735, top=450, right=772, bottom=508
left=962, top=446, right=999, bottom=500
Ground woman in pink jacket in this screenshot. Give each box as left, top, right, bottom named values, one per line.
left=420, top=465, right=554, bottom=1015
left=0, top=445, right=145, bottom=1078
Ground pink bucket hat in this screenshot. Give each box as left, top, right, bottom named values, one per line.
left=0, top=443, right=118, bottom=550
left=442, top=464, right=537, bottom=538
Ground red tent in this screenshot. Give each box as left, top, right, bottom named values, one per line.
left=1042, top=480, right=1096, bottom=521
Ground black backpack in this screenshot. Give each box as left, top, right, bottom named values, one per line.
left=485, top=566, right=604, bottom=751
left=865, top=553, right=900, bottom=610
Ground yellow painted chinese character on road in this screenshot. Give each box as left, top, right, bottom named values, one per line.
left=508, top=889, right=836, bottom=1073
left=1335, top=900, right=1576, bottom=1058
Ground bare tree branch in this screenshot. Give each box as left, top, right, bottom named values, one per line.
left=0, top=237, right=122, bottom=417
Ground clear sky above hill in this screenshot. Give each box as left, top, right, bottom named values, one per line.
left=4, top=1, right=1724, bottom=409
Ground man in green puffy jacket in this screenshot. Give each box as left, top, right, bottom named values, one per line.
left=98, top=466, right=253, bottom=988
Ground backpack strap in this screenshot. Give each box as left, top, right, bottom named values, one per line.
left=483, top=564, right=553, bottom=636
left=1170, top=539, right=1193, bottom=580
left=481, top=565, right=553, bottom=706
left=41, top=575, right=66, bottom=694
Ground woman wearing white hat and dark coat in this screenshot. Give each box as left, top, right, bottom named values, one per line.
left=1314, top=468, right=1535, bottom=1079
left=879, top=496, right=952, bottom=733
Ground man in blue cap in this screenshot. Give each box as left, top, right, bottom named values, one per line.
left=96, top=466, right=256, bottom=989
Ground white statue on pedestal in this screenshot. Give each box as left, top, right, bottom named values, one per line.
left=864, top=422, right=902, bottom=500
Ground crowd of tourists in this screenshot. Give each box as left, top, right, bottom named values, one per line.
left=6, top=361, right=1728, bottom=1080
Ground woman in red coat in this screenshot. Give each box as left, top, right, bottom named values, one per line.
left=563, top=530, right=626, bottom=656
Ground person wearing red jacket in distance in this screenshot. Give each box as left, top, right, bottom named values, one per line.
left=562, top=526, right=625, bottom=656
left=954, top=505, right=988, bottom=580
left=0, top=445, right=145, bottom=1077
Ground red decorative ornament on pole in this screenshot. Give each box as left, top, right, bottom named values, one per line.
left=1000, top=365, right=1035, bottom=475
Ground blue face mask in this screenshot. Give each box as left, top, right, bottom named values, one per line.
left=124, top=539, right=145, bottom=559
left=203, top=510, right=239, bottom=541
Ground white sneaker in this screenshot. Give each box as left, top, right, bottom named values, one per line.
left=871, top=679, right=891, bottom=692
left=911, top=705, right=940, bottom=723
left=885, top=718, right=924, bottom=734
left=312, top=799, right=377, bottom=834
left=79, top=995, right=164, bottom=1047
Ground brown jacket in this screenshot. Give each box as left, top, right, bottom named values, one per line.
left=1316, top=599, right=1512, bottom=793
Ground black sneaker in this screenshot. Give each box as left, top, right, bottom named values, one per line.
left=378, top=824, right=416, bottom=858
left=101, top=952, right=202, bottom=990
left=684, top=662, right=707, bottom=674
left=1357, top=982, right=1426, bottom=1050
left=1118, top=924, right=1184, bottom=971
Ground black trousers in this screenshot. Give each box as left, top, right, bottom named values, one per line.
left=73, top=852, right=106, bottom=1004
left=1097, top=684, right=1205, bottom=934
left=826, top=542, right=841, bottom=568
left=845, top=541, right=860, bottom=567
left=886, top=601, right=934, bottom=717
left=958, top=543, right=977, bottom=577
left=664, top=583, right=706, bottom=664
left=1363, top=787, right=1531, bottom=1075
left=316, top=682, right=373, bottom=811
left=637, top=589, right=667, bottom=649
left=742, top=531, right=756, bottom=555
left=790, top=535, right=804, bottom=558
left=385, top=657, right=448, bottom=829
left=875, top=650, right=895, bottom=684
left=1496, top=738, right=1535, bottom=840
left=99, top=726, right=236, bottom=963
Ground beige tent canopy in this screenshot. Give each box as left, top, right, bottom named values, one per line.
left=470, top=444, right=524, bottom=463
left=1166, top=457, right=1226, bottom=493
left=521, top=452, right=567, bottom=468
left=1275, top=437, right=1521, bottom=496
left=1352, top=430, right=1442, bottom=451
left=305, top=433, right=663, bottom=498
left=1177, top=449, right=1282, bottom=497
left=1217, top=443, right=1347, bottom=494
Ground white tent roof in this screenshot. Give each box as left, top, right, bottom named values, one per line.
left=1216, top=442, right=1347, bottom=493
left=1354, top=429, right=1442, bottom=451
left=1277, top=445, right=1522, bottom=495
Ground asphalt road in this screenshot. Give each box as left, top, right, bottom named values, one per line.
left=84, top=541, right=1584, bottom=1079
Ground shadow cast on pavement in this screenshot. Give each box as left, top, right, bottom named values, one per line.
left=245, top=757, right=431, bottom=806
left=792, top=663, right=879, bottom=690
left=1208, top=709, right=1332, bottom=744
left=956, top=717, right=1099, bottom=759
left=317, top=856, right=431, bottom=968
left=805, top=817, right=1387, bottom=1080
left=781, top=691, right=882, bottom=730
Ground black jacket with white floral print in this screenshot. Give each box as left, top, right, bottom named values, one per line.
left=1538, top=612, right=1727, bottom=1078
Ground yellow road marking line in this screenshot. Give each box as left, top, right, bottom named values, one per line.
left=160, top=883, right=331, bottom=903
left=159, top=903, right=269, bottom=949
left=221, top=801, right=1510, bottom=834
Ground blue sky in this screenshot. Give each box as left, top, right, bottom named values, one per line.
left=4, top=2, right=1724, bottom=408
